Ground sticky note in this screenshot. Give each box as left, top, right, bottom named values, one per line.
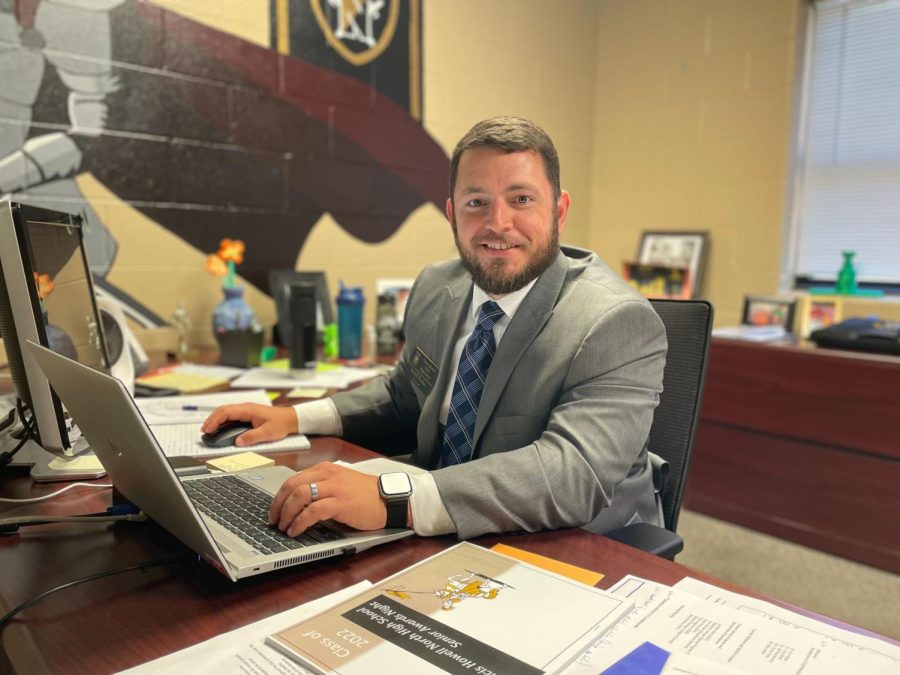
left=48, top=455, right=105, bottom=472
left=205, top=452, right=275, bottom=473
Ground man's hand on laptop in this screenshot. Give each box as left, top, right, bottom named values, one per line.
left=201, top=403, right=297, bottom=446
left=269, top=461, right=409, bottom=534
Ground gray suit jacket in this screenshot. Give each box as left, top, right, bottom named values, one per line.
left=332, top=248, right=667, bottom=539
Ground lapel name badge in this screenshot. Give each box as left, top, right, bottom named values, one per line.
left=409, top=346, right=439, bottom=395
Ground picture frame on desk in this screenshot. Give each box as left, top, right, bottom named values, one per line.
left=796, top=295, right=843, bottom=338
left=637, top=230, right=708, bottom=298
left=741, top=295, right=797, bottom=332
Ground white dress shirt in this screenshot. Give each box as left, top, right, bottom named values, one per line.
left=293, top=278, right=537, bottom=536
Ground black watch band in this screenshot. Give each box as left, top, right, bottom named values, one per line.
left=385, top=499, right=408, bottom=529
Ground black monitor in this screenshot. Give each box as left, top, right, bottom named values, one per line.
left=269, top=270, right=333, bottom=348
left=0, top=201, right=109, bottom=480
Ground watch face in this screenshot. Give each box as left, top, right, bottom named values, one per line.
left=380, top=472, right=411, bottom=496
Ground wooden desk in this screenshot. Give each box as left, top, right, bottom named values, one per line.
left=3, top=435, right=877, bottom=675
left=686, top=338, right=900, bottom=574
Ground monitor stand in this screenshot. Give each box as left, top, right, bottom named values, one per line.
left=2, top=431, right=107, bottom=482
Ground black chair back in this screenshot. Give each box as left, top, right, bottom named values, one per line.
left=647, top=299, right=713, bottom=533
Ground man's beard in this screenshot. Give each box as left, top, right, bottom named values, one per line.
left=454, top=217, right=560, bottom=296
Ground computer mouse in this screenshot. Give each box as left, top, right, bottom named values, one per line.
left=200, top=421, right=254, bottom=448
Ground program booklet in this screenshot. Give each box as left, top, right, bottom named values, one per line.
left=266, top=542, right=632, bottom=674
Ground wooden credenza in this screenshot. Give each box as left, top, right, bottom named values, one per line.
left=684, top=338, right=900, bottom=574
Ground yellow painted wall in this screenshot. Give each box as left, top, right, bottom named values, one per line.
left=589, top=0, right=804, bottom=326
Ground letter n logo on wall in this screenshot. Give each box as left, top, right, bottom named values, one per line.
left=272, top=0, right=422, bottom=120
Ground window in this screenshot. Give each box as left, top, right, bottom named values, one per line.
left=786, top=0, right=900, bottom=288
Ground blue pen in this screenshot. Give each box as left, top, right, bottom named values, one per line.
left=182, top=405, right=217, bottom=411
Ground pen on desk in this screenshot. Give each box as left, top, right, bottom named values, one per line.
left=182, top=405, right=218, bottom=411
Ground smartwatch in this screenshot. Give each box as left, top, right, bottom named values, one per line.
left=378, top=472, right=412, bottom=529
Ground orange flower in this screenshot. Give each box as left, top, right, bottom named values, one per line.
left=217, top=238, right=245, bottom=265
left=33, top=272, right=55, bottom=300
left=205, top=253, right=227, bottom=277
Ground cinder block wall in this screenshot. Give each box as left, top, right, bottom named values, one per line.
left=588, top=0, right=804, bottom=326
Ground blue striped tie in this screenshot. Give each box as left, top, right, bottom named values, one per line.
left=441, top=301, right=505, bottom=466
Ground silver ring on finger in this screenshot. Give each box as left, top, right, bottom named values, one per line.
left=309, top=482, right=319, bottom=502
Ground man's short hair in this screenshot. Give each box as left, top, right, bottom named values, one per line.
left=448, top=116, right=561, bottom=202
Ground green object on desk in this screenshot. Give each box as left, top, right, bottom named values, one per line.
left=260, top=345, right=277, bottom=363
left=810, top=251, right=883, bottom=297
left=836, top=251, right=858, bottom=294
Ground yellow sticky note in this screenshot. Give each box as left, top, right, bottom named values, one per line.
left=48, top=455, right=105, bottom=472
left=262, top=358, right=290, bottom=371
left=286, top=387, right=328, bottom=399
left=490, top=543, right=604, bottom=586
left=205, top=452, right=274, bottom=473
left=315, top=362, right=342, bottom=372
left=266, top=391, right=281, bottom=401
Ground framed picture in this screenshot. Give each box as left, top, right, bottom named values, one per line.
left=741, top=295, right=797, bottom=332
left=622, top=262, right=692, bottom=300
left=797, top=295, right=843, bottom=338
left=637, top=231, right=709, bottom=298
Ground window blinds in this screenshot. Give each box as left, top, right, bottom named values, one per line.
left=792, top=0, right=900, bottom=283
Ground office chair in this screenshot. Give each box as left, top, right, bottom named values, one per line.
left=604, top=298, right=713, bottom=559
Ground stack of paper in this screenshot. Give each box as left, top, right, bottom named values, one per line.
left=136, top=389, right=271, bottom=425
left=118, top=542, right=618, bottom=675
left=711, top=325, right=792, bottom=342
left=118, top=582, right=374, bottom=673
left=137, top=389, right=310, bottom=457
left=135, top=363, right=247, bottom=394
left=563, top=576, right=900, bottom=675
left=230, top=366, right=379, bottom=390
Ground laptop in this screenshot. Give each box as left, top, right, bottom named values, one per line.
left=27, top=341, right=413, bottom=581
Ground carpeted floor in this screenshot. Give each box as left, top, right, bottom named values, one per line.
left=675, top=510, right=900, bottom=640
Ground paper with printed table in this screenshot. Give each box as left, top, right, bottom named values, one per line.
left=266, top=542, right=632, bottom=674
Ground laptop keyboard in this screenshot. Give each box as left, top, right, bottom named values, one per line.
left=183, top=474, right=346, bottom=555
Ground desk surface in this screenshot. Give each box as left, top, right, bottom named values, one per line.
left=0, top=437, right=712, bottom=673
left=0, top=437, right=893, bottom=673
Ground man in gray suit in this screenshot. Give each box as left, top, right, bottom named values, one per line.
left=203, top=116, right=667, bottom=540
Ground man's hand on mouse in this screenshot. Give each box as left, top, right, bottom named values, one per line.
left=269, top=461, right=408, bottom=534
left=201, top=403, right=298, bottom=447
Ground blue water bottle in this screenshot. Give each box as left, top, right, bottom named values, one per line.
left=336, top=282, right=365, bottom=359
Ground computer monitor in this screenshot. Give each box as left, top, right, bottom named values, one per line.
left=0, top=201, right=109, bottom=480
left=269, top=270, right=333, bottom=348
